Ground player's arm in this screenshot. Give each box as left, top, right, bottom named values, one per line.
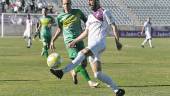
left=111, top=23, right=122, bottom=50
left=141, top=26, right=145, bottom=35
left=111, top=23, right=119, bottom=41
left=79, top=10, right=87, bottom=23
left=48, top=16, right=55, bottom=28
left=105, top=10, right=122, bottom=50
left=51, top=27, right=61, bottom=43
left=69, top=29, right=88, bottom=48
left=50, top=26, right=62, bottom=51
left=36, top=21, right=41, bottom=32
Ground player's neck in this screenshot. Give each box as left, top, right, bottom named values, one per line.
left=64, top=9, right=72, bottom=13
left=93, top=5, right=101, bottom=12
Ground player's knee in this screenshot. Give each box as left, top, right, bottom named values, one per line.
left=89, top=56, right=94, bottom=64
left=81, top=48, right=93, bottom=56
left=81, top=59, right=87, bottom=68
left=94, top=71, right=102, bottom=79
left=43, top=42, right=48, bottom=46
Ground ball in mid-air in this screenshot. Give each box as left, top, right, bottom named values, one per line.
left=47, top=53, right=62, bottom=68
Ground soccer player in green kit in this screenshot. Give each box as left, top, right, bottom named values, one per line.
left=50, top=0, right=99, bottom=88
left=37, top=8, right=54, bottom=58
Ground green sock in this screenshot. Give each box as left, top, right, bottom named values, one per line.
left=74, top=65, right=90, bottom=81
left=42, top=45, right=48, bottom=58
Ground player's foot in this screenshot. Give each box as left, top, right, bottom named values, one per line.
left=116, top=89, right=125, bottom=96
left=70, top=70, right=78, bottom=84
left=88, top=81, right=100, bottom=88
left=151, top=46, right=154, bottom=48
left=23, top=36, right=26, bottom=39
left=141, top=45, right=144, bottom=48
left=50, top=69, right=63, bottom=79
left=105, top=84, right=111, bottom=88
left=27, top=46, right=30, bottom=48
left=41, top=51, right=44, bottom=56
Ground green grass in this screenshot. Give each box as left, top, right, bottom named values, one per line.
left=0, top=37, right=170, bottom=96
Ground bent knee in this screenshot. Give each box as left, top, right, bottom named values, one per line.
left=94, top=71, right=102, bottom=79
left=81, top=48, right=93, bottom=56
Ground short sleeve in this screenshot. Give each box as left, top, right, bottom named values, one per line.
left=55, top=16, right=62, bottom=28
left=85, top=15, right=91, bottom=30
left=143, top=22, right=147, bottom=27
left=104, top=10, right=115, bottom=25
left=78, top=9, right=87, bottom=23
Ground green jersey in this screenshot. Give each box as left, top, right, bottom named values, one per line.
left=56, top=9, right=87, bottom=44
left=40, top=15, right=53, bottom=36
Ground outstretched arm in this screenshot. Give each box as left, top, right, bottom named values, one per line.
left=69, top=29, right=88, bottom=48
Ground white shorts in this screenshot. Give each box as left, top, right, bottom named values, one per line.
left=145, top=31, right=151, bottom=39
left=87, top=41, right=106, bottom=62
left=23, top=29, right=31, bottom=37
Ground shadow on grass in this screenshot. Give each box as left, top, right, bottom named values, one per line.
left=0, top=80, right=39, bottom=82
left=119, top=85, right=170, bottom=87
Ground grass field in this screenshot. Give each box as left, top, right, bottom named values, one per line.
left=0, top=37, right=170, bottom=96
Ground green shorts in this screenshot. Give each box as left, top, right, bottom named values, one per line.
left=66, top=41, right=85, bottom=59
left=40, top=30, right=51, bottom=46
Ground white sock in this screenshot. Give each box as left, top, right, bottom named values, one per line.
left=28, top=38, right=31, bottom=47
left=95, top=71, right=118, bottom=93
left=148, top=39, right=152, bottom=47
left=88, top=80, right=93, bottom=85
left=142, top=39, right=148, bottom=45
left=63, top=52, right=85, bottom=73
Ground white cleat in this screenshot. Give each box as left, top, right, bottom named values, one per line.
left=88, top=81, right=100, bottom=88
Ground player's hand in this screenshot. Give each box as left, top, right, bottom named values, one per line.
left=115, top=38, right=122, bottom=51
left=140, top=32, right=143, bottom=35
left=68, top=40, right=76, bottom=48
left=50, top=42, right=55, bottom=52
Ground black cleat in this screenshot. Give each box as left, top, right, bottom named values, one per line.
left=116, top=89, right=125, bottom=96
left=27, top=46, right=30, bottom=48
left=141, top=45, right=144, bottom=48
left=50, top=69, right=64, bottom=79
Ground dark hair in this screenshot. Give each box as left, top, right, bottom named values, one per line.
left=42, top=7, right=48, bottom=11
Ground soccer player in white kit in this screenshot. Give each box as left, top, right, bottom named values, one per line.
left=23, top=14, right=32, bottom=48
left=141, top=17, right=153, bottom=48
left=50, top=0, right=125, bottom=96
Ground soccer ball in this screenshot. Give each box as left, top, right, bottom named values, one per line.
left=47, top=53, right=62, bottom=68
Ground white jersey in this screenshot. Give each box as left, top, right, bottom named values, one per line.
left=86, top=9, right=115, bottom=47
left=23, top=19, right=32, bottom=37
left=144, top=21, right=152, bottom=39
left=86, top=9, right=115, bottom=59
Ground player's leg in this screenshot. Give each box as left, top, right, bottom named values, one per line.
left=50, top=48, right=92, bottom=79
left=40, top=34, right=49, bottom=58
left=89, top=55, right=125, bottom=96
left=89, top=43, right=125, bottom=96
left=41, top=29, right=52, bottom=58
left=148, top=38, right=153, bottom=48
left=27, top=37, right=32, bottom=48
left=34, top=31, right=41, bottom=40
left=78, top=59, right=99, bottom=87
left=76, top=42, right=99, bottom=87
left=41, top=41, right=49, bottom=57
left=141, top=38, right=148, bottom=48
left=63, top=48, right=92, bottom=73
left=68, top=47, right=98, bottom=87
left=27, top=31, right=32, bottom=48
left=23, top=30, right=27, bottom=39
